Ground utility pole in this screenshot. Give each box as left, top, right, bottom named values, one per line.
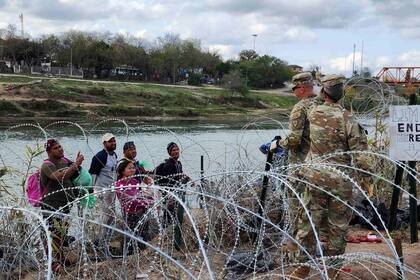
left=70, top=47, right=73, bottom=76
left=19, top=13, right=24, bottom=38
left=360, top=40, right=364, bottom=76
left=252, top=34, right=258, bottom=52
left=352, top=43, right=356, bottom=76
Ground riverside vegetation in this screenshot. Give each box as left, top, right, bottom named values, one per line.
left=0, top=76, right=297, bottom=121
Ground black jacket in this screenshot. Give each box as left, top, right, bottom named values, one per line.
left=88, top=149, right=112, bottom=175
left=154, top=158, right=184, bottom=187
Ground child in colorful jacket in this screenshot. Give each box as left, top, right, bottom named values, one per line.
left=116, top=160, right=155, bottom=251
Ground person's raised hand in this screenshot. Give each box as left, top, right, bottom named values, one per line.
left=269, top=136, right=282, bottom=152
left=75, top=151, right=84, bottom=167
left=269, top=140, right=279, bottom=152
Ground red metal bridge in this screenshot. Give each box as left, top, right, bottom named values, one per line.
left=376, top=67, right=420, bottom=86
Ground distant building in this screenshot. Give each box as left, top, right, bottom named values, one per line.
left=110, top=66, right=142, bottom=80
left=289, top=64, right=303, bottom=73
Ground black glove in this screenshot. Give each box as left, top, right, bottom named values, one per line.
left=272, top=135, right=282, bottom=141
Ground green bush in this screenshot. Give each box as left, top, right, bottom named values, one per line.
left=188, top=73, right=202, bottom=86
left=97, top=105, right=158, bottom=117
left=86, top=87, right=106, bottom=96
left=0, top=100, right=23, bottom=115
left=221, top=70, right=249, bottom=97
left=177, top=109, right=199, bottom=117
left=53, top=109, right=87, bottom=117
left=67, top=86, right=85, bottom=94
left=18, top=99, right=68, bottom=111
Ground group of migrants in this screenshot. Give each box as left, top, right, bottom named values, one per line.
left=270, top=72, right=370, bottom=279
left=35, top=72, right=368, bottom=277
left=40, top=136, right=189, bottom=273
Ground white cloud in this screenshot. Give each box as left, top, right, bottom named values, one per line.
left=249, top=23, right=267, bottom=34
left=370, top=0, right=420, bottom=39
left=134, top=29, right=147, bottom=39
left=376, top=56, right=391, bottom=67
left=328, top=52, right=362, bottom=73
left=58, top=0, right=75, bottom=4
left=399, top=51, right=420, bottom=65
left=151, top=3, right=166, bottom=14
left=321, top=50, right=420, bottom=76
left=401, top=28, right=420, bottom=39
left=203, top=0, right=366, bottom=28
left=284, top=27, right=317, bottom=42
left=0, top=0, right=419, bottom=74
left=208, top=44, right=235, bottom=59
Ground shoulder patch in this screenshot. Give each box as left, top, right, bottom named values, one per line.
left=291, top=109, right=302, bottom=120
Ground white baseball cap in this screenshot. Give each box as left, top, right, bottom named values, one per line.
left=102, top=133, right=115, bottom=143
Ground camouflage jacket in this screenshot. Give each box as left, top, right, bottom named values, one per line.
left=305, top=102, right=368, bottom=168
left=279, top=95, right=323, bottom=164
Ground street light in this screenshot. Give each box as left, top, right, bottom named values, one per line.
left=70, top=46, right=73, bottom=76
left=252, top=34, right=258, bottom=51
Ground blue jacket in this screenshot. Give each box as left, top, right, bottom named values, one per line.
left=89, top=149, right=114, bottom=175
left=259, top=143, right=284, bottom=156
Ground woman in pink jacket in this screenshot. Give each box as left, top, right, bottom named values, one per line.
left=116, top=160, right=154, bottom=252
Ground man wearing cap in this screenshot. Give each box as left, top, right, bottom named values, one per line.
left=270, top=72, right=323, bottom=246
left=41, top=139, right=84, bottom=271
left=88, top=133, right=118, bottom=250
left=289, top=75, right=370, bottom=279
left=271, top=71, right=322, bottom=164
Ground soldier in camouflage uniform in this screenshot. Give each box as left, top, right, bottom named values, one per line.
left=271, top=72, right=323, bottom=238
left=273, top=72, right=321, bottom=164
left=289, top=75, right=369, bottom=279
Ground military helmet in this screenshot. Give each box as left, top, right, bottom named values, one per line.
left=320, top=74, right=345, bottom=101
left=292, top=72, right=313, bottom=90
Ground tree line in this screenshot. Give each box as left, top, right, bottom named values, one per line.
left=0, top=24, right=293, bottom=88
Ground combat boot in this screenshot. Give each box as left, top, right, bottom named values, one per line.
left=288, top=266, right=310, bottom=279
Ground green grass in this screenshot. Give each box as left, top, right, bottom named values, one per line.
left=0, top=75, right=297, bottom=118
left=18, top=99, right=69, bottom=111
left=95, top=104, right=159, bottom=117
left=0, top=75, right=36, bottom=84
left=0, top=100, right=23, bottom=115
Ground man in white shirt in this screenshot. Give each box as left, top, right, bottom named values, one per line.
left=88, top=133, right=117, bottom=254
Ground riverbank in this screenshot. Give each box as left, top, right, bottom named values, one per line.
left=0, top=75, right=297, bottom=121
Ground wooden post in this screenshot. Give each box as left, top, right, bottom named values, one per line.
left=200, top=155, right=204, bottom=209
left=408, top=93, right=418, bottom=243
left=388, top=164, right=404, bottom=231
left=393, top=233, right=404, bottom=280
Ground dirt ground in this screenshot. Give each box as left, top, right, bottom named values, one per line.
left=15, top=227, right=420, bottom=280
left=338, top=229, right=420, bottom=280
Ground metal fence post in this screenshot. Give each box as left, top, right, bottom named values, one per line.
left=408, top=93, right=418, bottom=243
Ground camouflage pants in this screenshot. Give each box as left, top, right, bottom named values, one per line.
left=287, top=179, right=307, bottom=236
left=295, top=169, right=353, bottom=263
left=287, top=171, right=328, bottom=238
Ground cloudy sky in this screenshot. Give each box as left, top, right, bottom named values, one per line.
left=1, top=0, right=419, bottom=75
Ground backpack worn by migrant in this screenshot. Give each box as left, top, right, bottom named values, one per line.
left=27, top=159, right=53, bottom=207
left=26, top=158, right=73, bottom=207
